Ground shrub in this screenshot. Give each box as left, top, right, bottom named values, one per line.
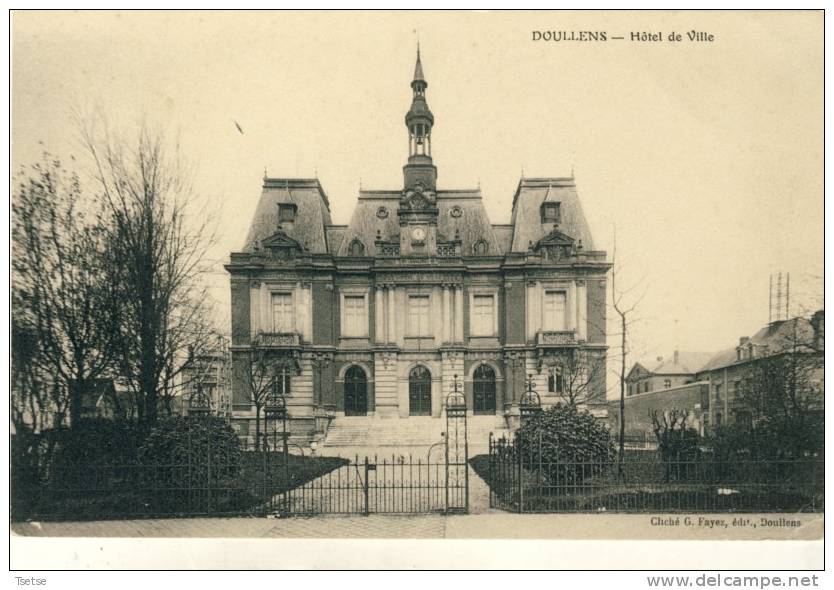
left=707, top=414, right=824, bottom=461
left=137, top=416, right=242, bottom=512
left=139, top=416, right=241, bottom=476
left=50, top=418, right=145, bottom=464
left=515, top=403, right=615, bottom=487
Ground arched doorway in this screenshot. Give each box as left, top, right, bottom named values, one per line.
left=473, top=364, right=496, bottom=415
left=344, top=366, right=368, bottom=416
left=409, top=366, right=432, bottom=416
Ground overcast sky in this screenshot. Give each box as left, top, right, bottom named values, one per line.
left=12, top=11, right=823, bottom=388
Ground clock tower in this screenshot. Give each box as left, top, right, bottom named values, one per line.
left=399, top=45, right=439, bottom=256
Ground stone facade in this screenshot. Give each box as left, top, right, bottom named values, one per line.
left=224, top=49, right=611, bottom=445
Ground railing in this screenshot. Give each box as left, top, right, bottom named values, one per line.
left=377, top=243, right=400, bottom=257
left=437, top=244, right=460, bottom=257
left=254, top=332, right=301, bottom=348
left=485, top=436, right=824, bottom=513
left=536, top=330, right=577, bottom=346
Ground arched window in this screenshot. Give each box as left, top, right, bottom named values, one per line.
left=472, top=239, right=489, bottom=255
left=344, top=365, right=367, bottom=416
left=473, top=364, right=496, bottom=415
left=349, top=238, right=365, bottom=256
left=408, top=365, right=432, bottom=416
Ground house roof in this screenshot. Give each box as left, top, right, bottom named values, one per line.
left=698, top=316, right=817, bottom=373
left=242, top=178, right=332, bottom=253
left=651, top=352, right=714, bottom=375
left=509, top=177, right=596, bottom=253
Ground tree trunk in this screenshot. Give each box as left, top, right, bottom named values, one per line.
left=618, top=313, right=626, bottom=468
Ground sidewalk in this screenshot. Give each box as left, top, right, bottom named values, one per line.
left=12, top=512, right=823, bottom=540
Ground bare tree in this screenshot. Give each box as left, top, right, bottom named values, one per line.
left=736, top=313, right=823, bottom=450
left=81, top=120, right=216, bottom=425
left=548, top=348, right=605, bottom=407
left=610, top=227, right=646, bottom=466
left=12, top=155, right=120, bottom=428
left=235, top=346, right=283, bottom=451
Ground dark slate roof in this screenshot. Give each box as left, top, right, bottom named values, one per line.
left=325, top=225, right=347, bottom=254
left=437, top=190, right=502, bottom=255
left=242, top=178, right=332, bottom=253
left=336, top=191, right=401, bottom=257
left=650, top=352, right=714, bottom=375
left=509, top=177, right=596, bottom=253
left=699, top=317, right=817, bottom=372
left=492, top=225, right=513, bottom=253
left=336, top=189, right=504, bottom=256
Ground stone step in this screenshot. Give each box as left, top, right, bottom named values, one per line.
left=323, top=415, right=509, bottom=449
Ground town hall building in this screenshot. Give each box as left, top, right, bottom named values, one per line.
left=225, top=49, right=611, bottom=446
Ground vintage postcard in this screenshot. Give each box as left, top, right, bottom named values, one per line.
left=9, top=9, right=824, bottom=570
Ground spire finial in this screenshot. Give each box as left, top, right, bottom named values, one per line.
left=413, top=40, right=426, bottom=84
left=263, top=166, right=267, bottom=181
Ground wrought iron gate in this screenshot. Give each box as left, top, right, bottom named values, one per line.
left=266, top=378, right=470, bottom=516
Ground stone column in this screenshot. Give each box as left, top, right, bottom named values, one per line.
left=375, top=286, right=384, bottom=343
left=442, top=285, right=451, bottom=343
left=260, top=282, right=269, bottom=332
left=454, top=285, right=464, bottom=343
left=577, top=280, right=587, bottom=341
left=387, top=285, right=396, bottom=344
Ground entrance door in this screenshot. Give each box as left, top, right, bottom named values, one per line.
left=344, top=366, right=367, bottom=416
left=473, top=365, right=496, bottom=415
left=409, top=366, right=432, bottom=416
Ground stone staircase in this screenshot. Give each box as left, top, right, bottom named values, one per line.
left=320, top=415, right=510, bottom=457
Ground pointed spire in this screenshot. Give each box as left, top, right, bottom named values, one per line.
left=413, top=43, right=426, bottom=85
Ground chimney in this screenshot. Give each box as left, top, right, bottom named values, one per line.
left=739, top=337, right=749, bottom=346
left=673, top=350, right=679, bottom=364
left=811, top=310, right=824, bottom=351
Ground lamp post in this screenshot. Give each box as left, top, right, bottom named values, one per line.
left=188, top=383, right=211, bottom=417
left=520, top=373, right=542, bottom=424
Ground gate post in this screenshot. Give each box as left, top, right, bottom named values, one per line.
left=517, top=438, right=524, bottom=514
left=363, top=457, right=370, bottom=516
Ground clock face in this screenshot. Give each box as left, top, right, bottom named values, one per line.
left=411, top=227, right=426, bottom=242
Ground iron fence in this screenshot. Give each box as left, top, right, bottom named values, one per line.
left=486, top=435, right=824, bottom=513
left=272, top=452, right=467, bottom=515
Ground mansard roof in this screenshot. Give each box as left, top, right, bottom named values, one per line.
left=437, top=190, right=502, bottom=256
left=239, top=177, right=602, bottom=259
left=334, top=189, right=504, bottom=256
left=242, top=178, right=332, bottom=253
left=509, top=177, right=596, bottom=253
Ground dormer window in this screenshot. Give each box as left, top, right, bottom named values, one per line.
left=278, top=203, right=298, bottom=223
left=540, top=202, right=561, bottom=224
left=348, top=238, right=365, bottom=257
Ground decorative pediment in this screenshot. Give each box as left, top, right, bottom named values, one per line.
left=401, top=182, right=436, bottom=210
left=259, top=229, right=304, bottom=260
left=534, top=226, right=576, bottom=262
left=535, top=226, right=575, bottom=248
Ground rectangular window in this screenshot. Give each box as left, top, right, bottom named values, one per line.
left=278, top=203, right=297, bottom=222
left=272, top=368, right=292, bottom=396
left=664, top=379, right=672, bottom=389
left=407, top=295, right=431, bottom=336
left=342, top=295, right=367, bottom=337
left=548, top=368, right=563, bottom=394
left=542, top=291, right=567, bottom=331
left=271, top=293, right=294, bottom=332
left=540, top=202, right=561, bottom=224
left=472, top=295, right=496, bottom=336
